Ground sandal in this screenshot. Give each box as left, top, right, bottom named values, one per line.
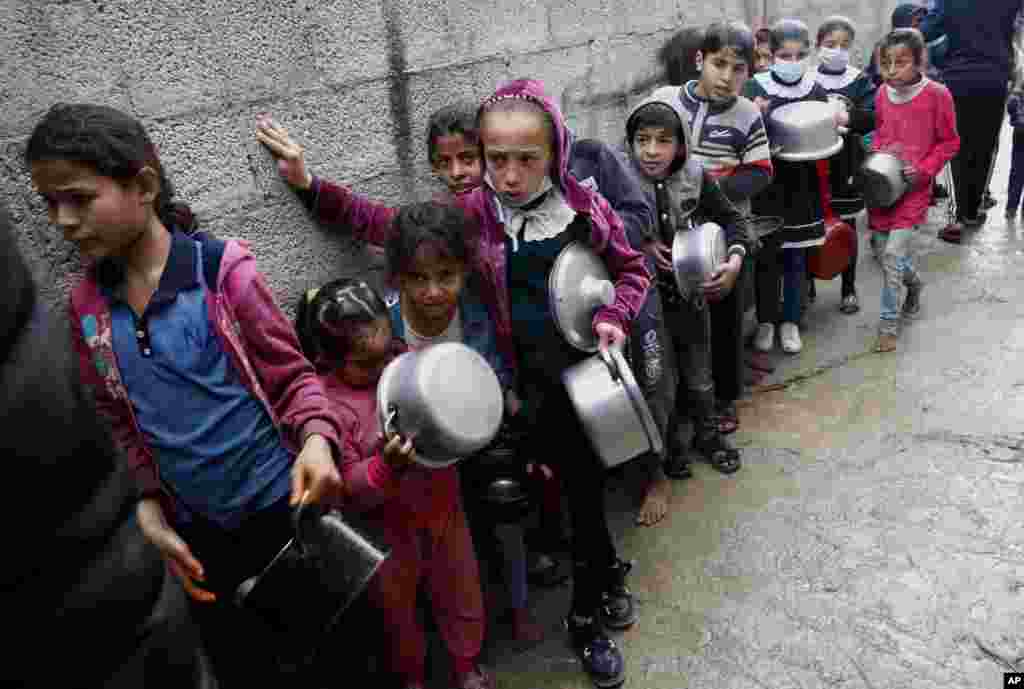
left=693, top=429, right=741, bottom=474
left=714, top=401, right=739, bottom=435
left=840, top=293, right=860, bottom=314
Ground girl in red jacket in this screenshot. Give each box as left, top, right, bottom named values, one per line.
left=869, top=30, right=960, bottom=352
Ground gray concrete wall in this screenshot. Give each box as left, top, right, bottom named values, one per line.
left=1, top=0, right=900, bottom=312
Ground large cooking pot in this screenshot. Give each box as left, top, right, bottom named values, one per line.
left=461, top=420, right=536, bottom=524
left=549, top=241, right=616, bottom=352
left=768, top=100, right=846, bottom=161
left=672, top=221, right=726, bottom=298
left=563, top=346, right=663, bottom=468
left=807, top=218, right=856, bottom=280
left=377, top=342, right=503, bottom=468
left=859, top=151, right=909, bottom=208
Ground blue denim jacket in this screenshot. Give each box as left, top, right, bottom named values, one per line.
left=386, top=277, right=513, bottom=391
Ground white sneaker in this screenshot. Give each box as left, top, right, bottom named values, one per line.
left=754, top=323, right=775, bottom=352
left=780, top=322, right=802, bottom=354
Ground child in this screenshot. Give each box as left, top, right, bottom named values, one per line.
left=755, top=27, right=774, bottom=74
left=814, top=15, right=879, bottom=315
left=745, top=18, right=836, bottom=355
left=26, top=103, right=344, bottom=688
left=295, top=200, right=547, bottom=647
left=1004, top=85, right=1024, bottom=219
left=658, top=26, right=707, bottom=86
left=869, top=29, right=959, bottom=352
left=306, top=276, right=493, bottom=689
left=625, top=86, right=753, bottom=478
left=679, top=20, right=773, bottom=434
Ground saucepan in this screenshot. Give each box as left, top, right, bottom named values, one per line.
left=672, top=221, right=726, bottom=299
left=549, top=241, right=616, bottom=352
left=563, top=346, right=663, bottom=468
left=768, top=100, right=846, bottom=161
left=859, top=151, right=909, bottom=208
left=377, top=342, right=503, bottom=468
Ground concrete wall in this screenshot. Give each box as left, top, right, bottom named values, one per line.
left=1, top=0, right=901, bottom=313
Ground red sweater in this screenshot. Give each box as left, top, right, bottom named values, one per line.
left=869, top=78, right=960, bottom=231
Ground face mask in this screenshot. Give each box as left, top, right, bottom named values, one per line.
left=772, top=58, right=808, bottom=83
left=819, top=47, right=850, bottom=72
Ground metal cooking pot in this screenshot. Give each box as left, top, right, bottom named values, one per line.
left=377, top=342, right=503, bottom=468
left=549, top=241, right=616, bottom=352
left=672, top=221, right=726, bottom=297
left=562, top=346, right=663, bottom=468
left=827, top=93, right=853, bottom=116
left=807, top=218, right=856, bottom=280
left=859, top=151, right=909, bottom=208
left=768, top=100, right=845, bottom=161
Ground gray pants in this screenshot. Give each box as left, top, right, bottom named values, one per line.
left=661, top=291, right=715, bottom=436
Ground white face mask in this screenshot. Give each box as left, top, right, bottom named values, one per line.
left=772, top=58, right=808, bottom=83
left=819, top=46, right=850, bottom=72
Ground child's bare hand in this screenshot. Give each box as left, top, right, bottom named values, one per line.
left=255, top=114, right=312, bottom=190
left=702, top=254, right=742, bottom=302
left=833, top=109, right=850, bottom=128
left=643, top=239, right=673, bottom=272
left=382, top=434, right=416, bottom=472
left=754, top=96, right=770, bottom=114
left=137, top=498, right=216, bottom=603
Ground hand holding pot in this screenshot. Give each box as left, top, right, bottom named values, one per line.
left=702, top=254, right=743, bottom=302
left=291, top=433, right=345, bottom=507
left=643, top=238, right=673, bottom=272
left=902, top=164, right=919, bottom=189
left=595, top=321, right=626, bottom=352
left=382, top=434, right=417, bottom=473
left=137, top=497, right=216, bottom=603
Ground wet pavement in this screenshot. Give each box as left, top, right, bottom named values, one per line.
left=486, top=122, right=1024, bottom=688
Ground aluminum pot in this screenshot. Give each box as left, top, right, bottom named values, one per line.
left=549, top=241, right=616, bottom=352
left=768, top=100, right=845, bottom=161
left=859, top=151, right=909, bottom=208
left=377, top=342, right=503, bottom=468
left=807, top=218, right=856, bottom=280
left=562, top=346, right=663, bottom=468
left=672, top=221, right=726, bottom=297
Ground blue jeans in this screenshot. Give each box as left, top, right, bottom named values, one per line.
left=870, top=228, right=921, bottom=335
left=1006, top=129, right=1024, bottom=212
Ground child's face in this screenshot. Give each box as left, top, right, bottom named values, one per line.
left=820, top=29, right=852, bottom=51
left=339, top=317, right=394, bottom=388
left=430, top=133, right=482, bottom=195
left=30, top=159, right=149, bottom=261
left=755, top=42, right=773, bottom=73
left=774, top=39, right=810, bottom=64
left=699, top=47, right=750, bottom=101
left=480, top=110, right=554, bottom=203
left=881, top=44, right=920, bottom=86
left=397, top=245, right=467, bottom=324
left=632, top=126, right=680, bottom=180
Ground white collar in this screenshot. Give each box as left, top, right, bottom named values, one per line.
left=885, top=76, right=930, bottom=104
left=498, top=187, right=576, bottom=252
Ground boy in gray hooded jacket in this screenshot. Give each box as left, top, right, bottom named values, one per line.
left=624, top=87, right=753, bottom=476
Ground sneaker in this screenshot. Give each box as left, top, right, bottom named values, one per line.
left=962, top=213, right=987, bottom=229
left=566, top=616, right=625, bottom=689
left=903, top=281, right=922, bottom=316
left=779, top=322, right=802, bottom=354
left=599, top=559, right=637, bottom=630
left=754, top=323, right=775, bottom=352
left=839, top=293, right=860, bottom=315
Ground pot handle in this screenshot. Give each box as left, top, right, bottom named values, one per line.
left=383, top=407, right=399, bottom=439
left=599, top=346, right=622, bottom=383
left=837, top=126, right=850, bottom=136
left=291, top=489, right=314, bottom=556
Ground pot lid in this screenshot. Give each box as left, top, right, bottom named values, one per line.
left=605, top=347, right=664, bottom=456
left=548, top=241, right=616, bottom=353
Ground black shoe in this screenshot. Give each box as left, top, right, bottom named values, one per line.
left=599, top=559, right=637, bottom=630
left=663, top=452, right=693, bottom=480
left=982, top=194, right=997, bottom=210
left=962, top=213, right=987, bottom=229
left=933, top=183, right=949, bottom=199
left=566, top=615, right=625, bottom=688
left=693, top=427, right=742, bottom=474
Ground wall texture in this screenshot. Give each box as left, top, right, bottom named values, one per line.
left=1, top=0, right=901, bottom=313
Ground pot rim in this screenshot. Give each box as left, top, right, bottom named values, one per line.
left=605, top=347, right=664, bottom=456
left=775, top=136, right=844, bottom=162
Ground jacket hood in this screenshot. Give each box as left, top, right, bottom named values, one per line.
left=891, top=3, right=926, bottom=28
left=480, top=79, right=596, bottom=214
left=625, top=86, right=695, bottom=177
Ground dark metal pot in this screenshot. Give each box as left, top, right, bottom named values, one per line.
left=860, top=151, right=909, bottom=208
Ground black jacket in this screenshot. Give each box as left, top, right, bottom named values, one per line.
left=0, top=205, right=207, bottom=688
left=922, top=0, right=1023, bottom=92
